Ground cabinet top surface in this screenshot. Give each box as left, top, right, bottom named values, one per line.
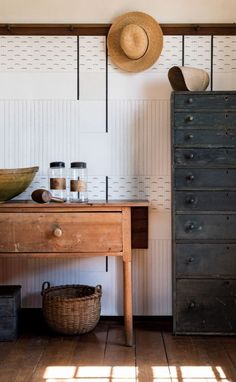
left=0, top=200, right=149, bottom=210
left=172, top=91, right=236, bottom=95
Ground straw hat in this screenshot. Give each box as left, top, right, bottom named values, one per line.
left=107, top=11, right=163, bottom=72
left=168, top=66, right=210, bottom=91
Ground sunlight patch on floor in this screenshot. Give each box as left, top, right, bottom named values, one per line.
left=153, top=365, right=230, bottom=381
left=43, top=365, right=231, bottom=381
left=44, top=365, right=137, bottom=381
left=44, top=366, right=77, bottom=379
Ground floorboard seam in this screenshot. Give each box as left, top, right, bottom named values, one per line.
left=161, top=332, right=173, bottom=381
left=220, top=337, right=236, bottom=372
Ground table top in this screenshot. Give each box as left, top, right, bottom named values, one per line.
left=0, top=199, right=149, bottom=209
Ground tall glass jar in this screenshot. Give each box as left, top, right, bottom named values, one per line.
left=48, top=161, right=67, bottom=201
left=70, top=162, right=88, bottom=203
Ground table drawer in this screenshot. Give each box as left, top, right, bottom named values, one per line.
left=174, top=93, right=236, bottom=110
left=0, top=212, right=123, bottom=253
left=174, top=111, right=236, bottom=128
left=175, top=168, right=236, bottom=189
left=175, top=148, right=236, bottom=166
left=175, top=243, right=236, bottom=277
left=175, top=214, right=236, bottom=240
left=175, top=279, right=236, bottom=333
left=175, top=191, right=236, bottom=211
left=174, top=129, right=236, bottom=146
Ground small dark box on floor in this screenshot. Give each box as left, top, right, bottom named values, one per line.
left=0, top=285, right=21, bottom=341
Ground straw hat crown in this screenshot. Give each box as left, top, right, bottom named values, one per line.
left=107, top=11, right=163, bottom=72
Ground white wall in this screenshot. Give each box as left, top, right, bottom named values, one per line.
left=0, top=2, right=235, bottom=316
left=0, top=0, right=235, bottom=23
left=0, top=33, right=235, bottom=315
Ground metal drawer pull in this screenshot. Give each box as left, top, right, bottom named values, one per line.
left=186, top=115, right=194, bottom=122
left=185, top=134, right=194, bottom=140
left=186, top=196, right=196, bottom=204
left=185, top=222, right=202, bottom=232
left=185, top=153, right=194, bottom=159
left=187, top=257, right=194, bottom=263
left=186, top=223, right=195, bottom=231
left=188, top=98, right=193, bottom=104
left=186, top=174, right=195, bottom=181
left=53, top=227, right=63, bottom=237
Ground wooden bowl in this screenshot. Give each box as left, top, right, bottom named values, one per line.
left=0, top=166, right=39, bottom=202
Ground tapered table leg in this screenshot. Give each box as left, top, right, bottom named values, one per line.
left=123, top=259, right=133, bottom=346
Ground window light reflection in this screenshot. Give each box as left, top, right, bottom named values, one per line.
left=43, top=366, right=76, bottom=379
left=75, top=366, right=111, bottom=378
left=43, top=365, right=230, bottom=381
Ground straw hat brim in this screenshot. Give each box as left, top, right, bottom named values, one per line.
left=107, top=11, right=163, bottom=73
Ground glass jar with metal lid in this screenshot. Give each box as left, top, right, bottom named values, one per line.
left=70, top=162, right=88, bottom=203
left=48, top=161, right=67, bottom=201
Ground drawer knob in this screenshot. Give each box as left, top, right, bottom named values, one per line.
left=189, top=302, right=196, bottom=309
left=186, top=174, right=195, bottom=181
left=186, top=222, right=195, bottom=231
left=187, top=257, right=194, bottom=263
left=186, top=196, right=196, bottom=204
left=186, top=115, right=194, bottom=122
left=186, top=222, right=202, bottom=232
left=53, top=227, right=63, bottom=237
left=185, top=153, right=194, bottom=159
left=185, top=133, right=194, bottom=140
left=188, top=98, right=193, bottom=104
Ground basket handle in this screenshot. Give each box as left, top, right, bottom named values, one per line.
left=41, top=281, right=50, bottom=295
left=95, top=285, right=102, bottom=294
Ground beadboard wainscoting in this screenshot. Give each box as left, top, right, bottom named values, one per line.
left=0, top=34, right=235, bottom=315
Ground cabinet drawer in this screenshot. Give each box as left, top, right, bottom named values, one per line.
left=0, top=212, right=123, bottom=253
left=174, top=129, right=236, bottom=146
left=175, top=243, right=236, bottom=277
left=176, top=214, right=236, bottom=240
left=175, top=191, right=236, bottom=211
left=174, top=93, right=236, bottom=110
left=175, top=168, right=236, bottom=189
left=0, top=286, right=21, bottom=317
left=174, top=111, right=236, bottom=128
left=175, top=279, right=236, bottom=334
left=175, top=148, right=236, bottom=166
left=0, top=317, right=18, bottom=341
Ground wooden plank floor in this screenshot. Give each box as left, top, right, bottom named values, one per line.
left=0, top=319, right=235, bottom=382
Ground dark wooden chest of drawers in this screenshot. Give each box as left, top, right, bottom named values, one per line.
left=171, top=91, right=236, bottom=334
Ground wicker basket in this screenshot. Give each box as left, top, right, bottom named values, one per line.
left=41, top=281, right=102, bottom=335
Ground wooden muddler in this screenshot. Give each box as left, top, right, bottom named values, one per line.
left=31, top=189, right=65, bottom=203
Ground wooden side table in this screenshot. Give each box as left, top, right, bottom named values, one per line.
left=0, top=200, right=148, bottom=346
